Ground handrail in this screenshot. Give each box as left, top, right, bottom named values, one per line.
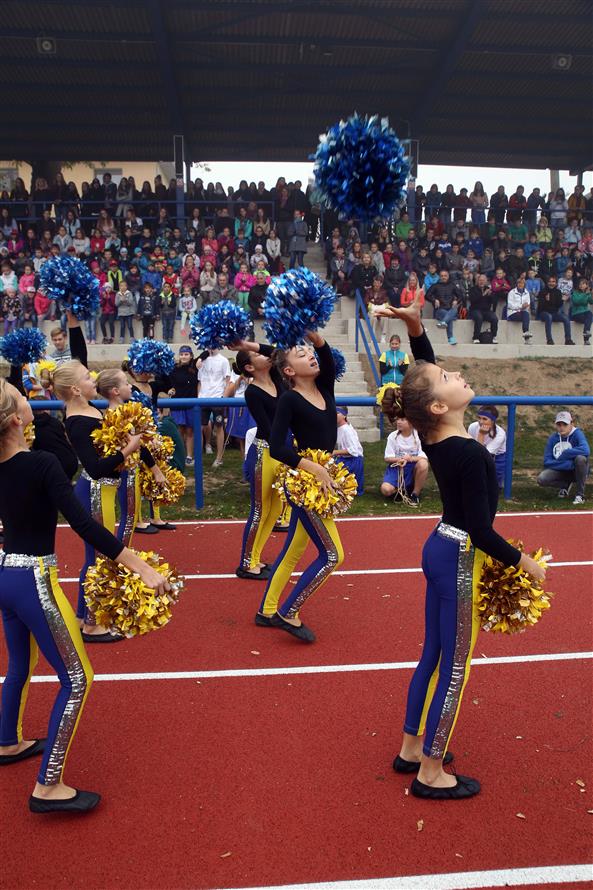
left=29, top=395, right=593, bottom=508
left=354, top=290, right=381, bottom=387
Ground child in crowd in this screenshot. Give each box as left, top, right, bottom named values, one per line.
left=115, top=279, right=136, bottom=343
left=380, top=416, right=429, bottom=507
left=179, top=285, right=198, bottom=335
left=333, top=408, right=364, bottom=494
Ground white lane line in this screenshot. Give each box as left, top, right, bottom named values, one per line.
left=219, top=863, right=593, bottom=890
left=55, top=560, right=593, bottom=584
left=56, top=510, right=593, bottom=528
left=13, top=651, right=592, bottom=685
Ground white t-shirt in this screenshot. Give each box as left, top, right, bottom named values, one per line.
left=245, top=427, right=257, bottom=454
left=229, top=370, right=248, bottom=398
left=468, top=422, right=506, bottom=455
left=336, top=422, right=364, bottom=458
left=198, top=354, right=231, bottom=398
left=384, top=430, right=425, bottom=462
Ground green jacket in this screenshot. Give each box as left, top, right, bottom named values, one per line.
left=570, top=289, right=593, bottom=316
left=159, top=417, right=186, bottom=472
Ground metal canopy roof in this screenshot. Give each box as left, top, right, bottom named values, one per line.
left=1, top=0, right=591, bottom=169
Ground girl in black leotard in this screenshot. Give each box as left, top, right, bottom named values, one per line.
left=0, top=378, right=168, bottom=814
left=227, top=340, right=287, bottom=580
left=374, top=297, right=547, bottom=801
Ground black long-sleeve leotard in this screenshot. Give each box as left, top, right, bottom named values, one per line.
left=408, top=327, right=520, bottom=566
left=0, top=450, right=123, bottom=559
left=243, top=344, right=286, bottom=443
left=270, top=341, right=336, bottom=469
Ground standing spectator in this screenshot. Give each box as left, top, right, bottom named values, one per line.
left=138, top=282, right=158, bottom=338
left=248, top=270, right=268, bottom=321
left=570, top=278, right=593, bottom=344
left=525, top=267, right=542, bottom=315
left=99, top=282, right=116, bottom=343
left=536, top=275, right=574, bottom=345
left=19, top=287, right=37, bottom=328
left=469, top=274, right=498, bottom=343
left=468, top=406, right=507, bottom=488
left=489, top=185, right=508, bottom=226
left=567, top=185, right=586, bottom=223
left=2, top=287, right=21, bottom=334
left=380, top=417, right=428, bottom=507
left=333, top=408, right=364, bottom=495
left=537, top=411, right=590, bottom=505
left=157, top=281, right=177, bottom=343
left=425, top=269, right=462, bottom=345
left=115, top=177, right=134, bottom=219
left=525, top=188, right=545, bottom=230
left=266, top=229, right=282, bottom=274
left=469, top=181, right=488, bottom=226
left=198, top=348, right=231, bottom=467
left=379, top=334, right=409, bottom=385
left=178, top=285, right=197, bottom=334
left=330, top=245, right=352, bottom=296
left=453, top=188, right=472, bottom=224
left=199, top=260, right=217, bottom=306
left=439, top=185, right=457, bottom=225
left=234, top=262, right=254, bottom=311
left=508, top=185, right=527, bottom=223
left=548, top=189, right=568, bottom=231
left=287, top=210, right=308, bottom=269
left=275, top=186, right=292, bottom=254
left=506, top=274, right=532, bottom=342
left=115, top=279, right=136, bottom=343
left=425, top=184, right=441, bottom=222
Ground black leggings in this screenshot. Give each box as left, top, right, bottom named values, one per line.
left=100, top=314, right=115, bottom=338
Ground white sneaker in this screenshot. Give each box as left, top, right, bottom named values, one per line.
left=212, top=458, right=223, bottom=468
left=185, top=456, right=194, bottom=466
left=205, top=444, right=213, bottom=454
left=573, top=494, right=585, bottom=505
left=472, top=339, right=480, bottom=344
left=492, top=337, right=498, bottom=343
left=523, top=331, right=532, bottom=341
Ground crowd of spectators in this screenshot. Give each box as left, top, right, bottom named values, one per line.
left=1, top=172, right=592, bottom=346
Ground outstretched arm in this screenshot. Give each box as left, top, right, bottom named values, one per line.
left=374, top=293, right=435, bottom=364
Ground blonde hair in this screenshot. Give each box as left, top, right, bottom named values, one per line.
left=50, top=326, right=66, bottom=339
left=0, top=378, right=18, bottom=444
left=51, top=359, right=85, bottom=401
left=96, top=368, right=125, bottom=399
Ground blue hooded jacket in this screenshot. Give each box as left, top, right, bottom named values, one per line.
left=543, top=427, right=590, bottom=472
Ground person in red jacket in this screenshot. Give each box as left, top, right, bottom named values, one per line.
left=99, top=282, right=116, bottom=343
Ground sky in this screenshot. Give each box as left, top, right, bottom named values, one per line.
left=193, top=161, right=591, bottom=197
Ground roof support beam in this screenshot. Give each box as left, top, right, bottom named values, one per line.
left=409, top=0, right=485, bottom=132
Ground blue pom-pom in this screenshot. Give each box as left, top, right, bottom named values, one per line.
left=39, top=256, right=100, bottom=319
left=189, top=301, right=251, bottom=350
left=128, top=339, right=175, bottom=376
left=0, top=328, right=47, bottom=365
left=263, top=267, right=337, bottom=349
left=311, top=113, right=410, bottom=221
left=330, top=347, right=346, bottom=381
left=130, top=389, right=159, bottom=425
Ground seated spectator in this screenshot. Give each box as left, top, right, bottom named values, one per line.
left=412, top=245, right=430, bottom=282
left=369, top=242, right=385, bottom=276
left=469, top=274, right=498, bottom=343
left=445, top=243, right=464, bottom=281
left=558, top=267, right=574, bottom=312
left=399, top=271, right=425, bottom=309
left=249, top=243, right=268, bottom=270
left=525, top=268, right=542, bottom=315
left=422, top=262, right=440, bottom=293
left=380, top=417, right=428, bottom=507
left=536, top=275, right=574, bottom=345
left=383, top=256, right=407, bottom=307
left=350, top=251, right=376, bottom=302
left=506, top=275, right=532, bottom=342
left=330, top=245, right=352, bottom=295
left=425, top=269, right=461, bottom=345
left=536, top=217, right=553, bottom=246
left=115, top=279, right=136, bottom=343
left=366, top=276, right=389, bottom=342
left=210, top=271, right=238, bottom=306
left=537, top=411, right=590, bottom=505
left=569, top=278, right=593, bottom=345
left=468, top=406, right=506, bottom=487
left=379, top=334, right=409, bottom=385
left=333, top=408, right=364, bottom=495
left=199, top=261, right=217, bottom=306
left=480, top=247, right=495, bottom=279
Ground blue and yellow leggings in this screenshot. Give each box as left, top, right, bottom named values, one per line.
left=73, top=472, right=119, bottom=623
left=403, top=523, right=485, bottom=758
left=0, top=554, right=93, bottom=785
left=240, top=440, right=284, bottom=570
left=259, top=498, right=344, bottom=619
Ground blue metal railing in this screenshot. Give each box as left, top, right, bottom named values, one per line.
left=29, top=395, right=593, bottom=507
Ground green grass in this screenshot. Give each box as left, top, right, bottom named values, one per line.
left=160, top=430, right=591, bottom=522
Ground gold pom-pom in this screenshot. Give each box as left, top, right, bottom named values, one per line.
left=83, top=549, right=184, bottom=637
left=36, top=358, right=57, bottom=376
left=23, top=422, right=35, bottom=448
left=138, top=464, right=186, bottom=505
left=91, top=401, right=157, bottom=469
left=148, top=434, right=175, bottom=464
left=476, top=540, right=553, bottom=634
left=274, top=448, right=357, bottom=518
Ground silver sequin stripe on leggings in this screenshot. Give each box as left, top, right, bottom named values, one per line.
left=241, top=438, right=266, bottom=569
left=0, top=553, right=92, bottom=786
left=284, top=511, right=340, bottom=618
left=431, top=522, right=475, bottom=758
left=120, top=469, right=136, bottom=548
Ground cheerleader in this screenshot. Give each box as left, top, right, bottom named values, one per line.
left=123, top=362, right=176, bottom=533
left=258, top=332, right=344, bottom=642
left=228, top=340, right=286, bottom=580
left=0, top=377, right=168, bottom=813
left=375, top=297, right=546, bottom=799
left=95, top=368, right=167, bottom=548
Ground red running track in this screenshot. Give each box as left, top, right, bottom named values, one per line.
left=1, top=513, right=592, bottom=890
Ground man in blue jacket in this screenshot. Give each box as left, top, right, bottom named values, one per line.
left=537, top=411, right=590, bottom=505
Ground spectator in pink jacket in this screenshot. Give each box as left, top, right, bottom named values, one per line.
left=99, top=282, right=117, bottom=343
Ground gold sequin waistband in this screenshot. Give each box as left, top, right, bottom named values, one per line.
left=436, top=522, right=469, bottom=544
left=0, top=552, right=57, bottom=568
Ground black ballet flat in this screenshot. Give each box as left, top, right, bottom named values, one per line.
left=393, top=751, right=454, bottom=774
left=235, top=566, right=271, bottom=581
left=150, top=522, right=177, bottom=530
left=0, top=738, right=46, bottom=766
left=254, top=612, right=274, bottom=627
left=273, top=523, right=290, bottom=532
left=29, top=789, right=101, bottom=814
left=269, top=613, right=316, bottom=643
left=81, top=631, right=124, bottom=644
left=410, top=774, right=481, bottom=800
left=134, top=525, right=159, bottom=535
